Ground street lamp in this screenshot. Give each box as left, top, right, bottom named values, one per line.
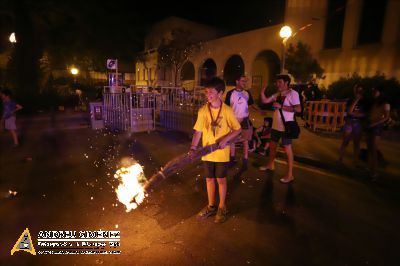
left=70, top=67, right=79, bottom=83
left=9, top=32, right=17, bottom=43
left=279, top=26, right=292, bottom=73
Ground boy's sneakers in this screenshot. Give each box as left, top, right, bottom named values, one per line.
left=214, top=206, right=228, bottom=223
left=197, top=205, right=217, bottom=219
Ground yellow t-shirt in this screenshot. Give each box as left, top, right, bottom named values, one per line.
left=194, top=103, right=241, bottom=162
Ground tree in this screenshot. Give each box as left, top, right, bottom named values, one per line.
left=285, top=41, right=324, bottom=83
left=327, top=73, right=400, bottom=108
left=136, top=50, right=158, bottom=87
left=157, top=29, right=202, bottom=86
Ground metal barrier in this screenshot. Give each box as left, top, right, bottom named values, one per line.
left=102, top=86, right=204, bottom=134
left=103, top=90, right=155, bottom=132
left=131, top=92, right=155, bottom=132
left=103, top=92, right=132, bottom=131
left=159, top=87, right=206, bottom=134
left=304, top=100, right=347, bottom=132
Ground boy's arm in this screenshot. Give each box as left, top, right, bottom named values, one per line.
left=218, top=128, right=241, bottom=149
left=189, top=130, right=202, bottom=151
left=347, top=97, right=362, bottom=117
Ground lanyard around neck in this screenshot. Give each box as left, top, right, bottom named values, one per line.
left=208, top=102, right=222, bottom=136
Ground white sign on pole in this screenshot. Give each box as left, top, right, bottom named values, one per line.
left=107, top=59, right=117, bottom=70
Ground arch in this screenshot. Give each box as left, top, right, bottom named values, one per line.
left=223, top=55, right=244, bottom=86
left=251, top=50, right=280, bottom=99
left=180, top=61, right=195, bottom=80
left=199, top=58, right=217, bottom=86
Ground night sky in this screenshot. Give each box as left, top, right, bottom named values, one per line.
left=1, top=0, right=285, bottom=53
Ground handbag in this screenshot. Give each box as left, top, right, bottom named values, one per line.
left=279, top=108, right=300, bottom=139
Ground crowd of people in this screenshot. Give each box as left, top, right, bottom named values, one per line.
left=190, top=74, right=392, bottom=223
left=0, top=74, right=393, bottom=224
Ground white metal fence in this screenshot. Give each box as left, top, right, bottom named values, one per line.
left=103, top=87, right=155, bottom=132
left=102, top=86, right=204, bottom=134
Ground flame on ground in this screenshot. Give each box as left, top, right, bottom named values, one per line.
left=114, top=163, right=147, bottom=212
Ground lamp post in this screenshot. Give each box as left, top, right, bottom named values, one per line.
left=279, top=26, right=292, bottom=73
left=70, top=67, right=79, bottom=83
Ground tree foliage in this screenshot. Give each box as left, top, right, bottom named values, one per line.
left=157, top=29, right=202, bottom=86
left=327, top=73, right=400, bottom=108
left=285, top=41, right=324, bottom=83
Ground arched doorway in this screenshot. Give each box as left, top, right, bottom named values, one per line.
left=223, top=55, right=244, bottom=86
left=199, top=58, right=217, bottom=86
left=251, top=50, right=280, bottom=99
left=180, top=61, right=195, bottom=88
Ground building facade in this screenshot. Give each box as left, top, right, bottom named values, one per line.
left=137, top=0, right=400, bottom=100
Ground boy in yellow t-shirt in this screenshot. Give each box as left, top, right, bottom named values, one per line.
left=190, top=77, right=241, bottom=223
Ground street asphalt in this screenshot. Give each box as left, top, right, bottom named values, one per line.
left=0, top=110, right=399, bottom=265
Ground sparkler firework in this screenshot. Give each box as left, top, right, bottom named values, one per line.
left=114, top=163, right=147, bottom=212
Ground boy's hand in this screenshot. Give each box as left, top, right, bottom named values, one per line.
left=188, top=145, right=197, bottom=155
left=218, top=139, right=228, bottom=149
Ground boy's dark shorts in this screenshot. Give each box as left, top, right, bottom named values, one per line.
left=239, top=117, right=253, bottom=141
left=203, top=161, right=228, bottom=178
left=271, top=129, right=292, bottom=146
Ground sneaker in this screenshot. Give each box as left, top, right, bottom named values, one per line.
left=197, top=205, right=217, bottom=219
left=214, top=206, right=228, bottom=223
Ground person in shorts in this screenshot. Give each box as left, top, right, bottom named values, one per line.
left=190, top=77, right=241, bottom=223
left=259, top=74, right=301, bottom=183
left=1, top=88, right=23, bottom=147
left=338, top=84, right=366, bottom=165
left=225, top=75, right=260, bottom=170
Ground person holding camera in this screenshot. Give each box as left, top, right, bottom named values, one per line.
left=259, top=74, right=301, bottom=184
